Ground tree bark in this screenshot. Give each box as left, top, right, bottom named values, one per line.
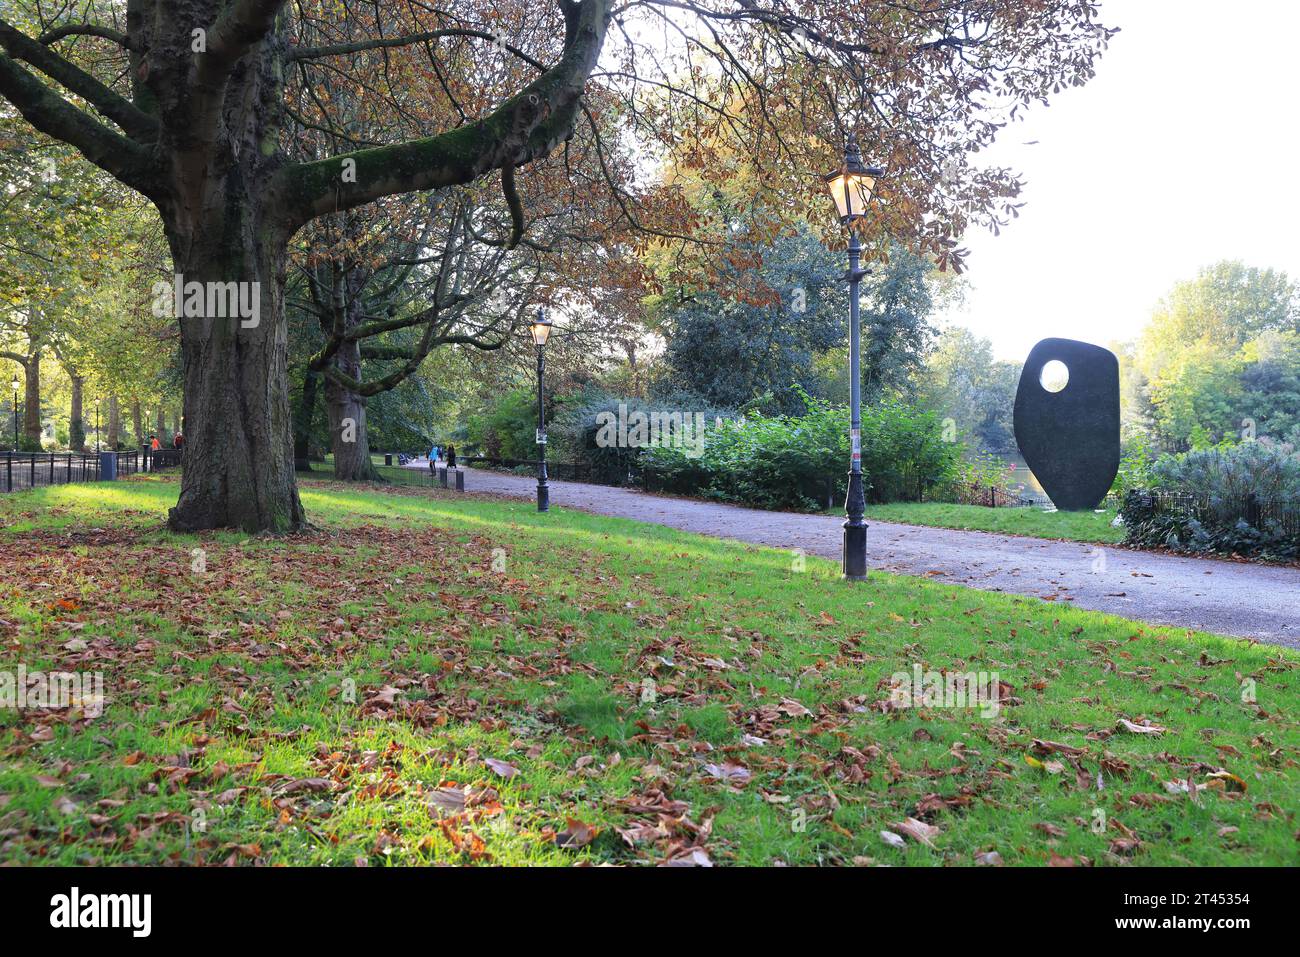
left=108, top=395, right=120, bottom=449
left=22, top=354, right=40, bottom=445
left=167, top=234, right=305, bottom=532
left=131, top=400, right=142, bottom=448
left=326, top=336, right=381, bottom=482
left=69, top=374, right=85, bottom=450
left=294, top=369, right=318, bottom=472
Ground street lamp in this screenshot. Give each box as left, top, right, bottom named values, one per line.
left=10, top=372, right=18, bottom=449
left=824, top=133, right=883, bottom=581
left=94, top=397, right=101, bottom=453
left=529, top=309, right=553, bottom=513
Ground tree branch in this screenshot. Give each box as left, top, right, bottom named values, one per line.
left=38, top=23, right=139, bottom=52
left=0, top=49, right=158, bottom=198
left=269, top=0, right=609, bottom=234
left=0, top=19, right=157, bottom=141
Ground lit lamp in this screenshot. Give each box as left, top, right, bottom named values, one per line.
left=824, top=133, right=883, bottom=581
left=528, top=310, right=553, bottom=512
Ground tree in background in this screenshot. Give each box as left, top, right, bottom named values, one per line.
left=916, top=327, right=1020, bottom=453
left=655, top=226, right=846, bottom=414
left=1136, top=262, right=1299, bottom=449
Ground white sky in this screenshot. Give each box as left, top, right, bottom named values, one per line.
left=937, top=0, right=1300, bottom=361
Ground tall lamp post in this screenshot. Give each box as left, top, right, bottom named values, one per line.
left=94, top=397, right=101, bottom=453
left=10, top=372, right=18, bottom=449
left=824, top=134, right=884, bottom=581
left=528, top=310, right=553, bottom=512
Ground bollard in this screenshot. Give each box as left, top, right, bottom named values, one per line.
left=454, top=469, right=464, bottom=492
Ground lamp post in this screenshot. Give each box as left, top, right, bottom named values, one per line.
left=528, top=310, right=553, bottom=512
left=824, top=134, right=884, bottom=581
left=94, top=397, right=101, bottom=453
left=10, top=372, right=18, bottom=449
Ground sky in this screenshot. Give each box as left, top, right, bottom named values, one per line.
left=937, top=0, right=1300, bottom=361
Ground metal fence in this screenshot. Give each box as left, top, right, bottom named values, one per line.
left=1, top=449, right=181, bottom=493
left=1139, top=488, right=1300, bottom=536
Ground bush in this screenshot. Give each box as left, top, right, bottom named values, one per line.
left=466, top=389, right=540, bottom=461
left=551, top=390, right=733, bottom=486
left=1120, top=489, right=1299, bottom=562
left=1150, top=438, right=1300, bottom=502
left=1119, top=439, right=1300, bottom=562
left=643, top=390, right=962, bottom=511
left=1110, top=434, right=1161, bottom=499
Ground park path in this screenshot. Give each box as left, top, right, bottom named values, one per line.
left=415, top=460, right=1300, bottom=647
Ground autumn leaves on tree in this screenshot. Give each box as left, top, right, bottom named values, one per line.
left=0, top=0, right=1113, bottom=531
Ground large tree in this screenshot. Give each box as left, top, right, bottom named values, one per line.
left=1, top=0, right=1113, bottom=531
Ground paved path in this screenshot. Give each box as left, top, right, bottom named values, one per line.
left=417, top=460, right=1300, bottom=647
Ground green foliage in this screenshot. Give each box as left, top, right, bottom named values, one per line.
left=655, top=227, right=846, bottom=414
left=551, top=389, right=732, bottom=485
left=644, top=390, right=962, bottom=510
left=1135, top=262, right=1300, bottom=450
left=1150, top=439, right=1300, bottom=502
left=466, top=388, right=540, bottom=460
left=1120, top=489, right=1298, bottom=563
left=916, top=327, right=1020, bottom=453
left=1109, top=433, right=1161, bottom=498
left=1120, top=441, right=1300, bottom=561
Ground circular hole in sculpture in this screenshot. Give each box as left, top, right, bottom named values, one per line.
left=1039, top=359, right=1069, bottom=393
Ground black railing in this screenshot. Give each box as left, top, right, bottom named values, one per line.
left=463, top=455, right=590, bottom=482
left=0, top=448, right=184, bottom=493
left=1138, top=488, right=1300, bottom=537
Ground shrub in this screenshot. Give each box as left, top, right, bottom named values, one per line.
left=1119, top=440, right=1300, bottom=562
left=552, top=390, right=732, bottom=486
left=643, top=390, right=962, bottom=511
left=1150, top=439, right=1300, bottom=502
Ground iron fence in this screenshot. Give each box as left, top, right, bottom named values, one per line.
left=1139, top=488, right=1300, bottom=536
left=1, top=448, right=180, bottom=493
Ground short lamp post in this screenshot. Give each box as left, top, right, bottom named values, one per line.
left=824, top=133, right=884, bottom=581
left=10, top=372, right=19, bottom=449
left=529, top=310, right=553, bottom=512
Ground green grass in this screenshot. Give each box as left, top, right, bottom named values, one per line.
left=0, top=476, right=1295, bottom=866
left=866, top=501, right=1124, bottom=543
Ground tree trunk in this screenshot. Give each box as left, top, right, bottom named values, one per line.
left=108, top=395, right=120, bottom=449
left=69, top=375, right=85, bottom=451
left=22, top=354, right=40, bottom=445
left=155, top=407, right=166, bottom=442
left=131, top=401, right=142, bottom=448
left=326, top=337, right=382, bottom=482
left=166, top=235, right=304, bottom=532
left=294, top=369, right=319, bottom=472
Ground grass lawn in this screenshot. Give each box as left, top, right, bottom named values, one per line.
left=1, top=476, right=1295, bottom=866
left=866, top=501, right=1124, bottom=544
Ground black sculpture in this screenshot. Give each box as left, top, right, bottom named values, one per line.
left=1013, top=338, right=1119, bottom=511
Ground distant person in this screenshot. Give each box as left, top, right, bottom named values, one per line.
left=149, top=434, right=160, bottom=451
left=173, top=431, right=184, bottom=450
left=446, top=444, right=456, bottom=469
